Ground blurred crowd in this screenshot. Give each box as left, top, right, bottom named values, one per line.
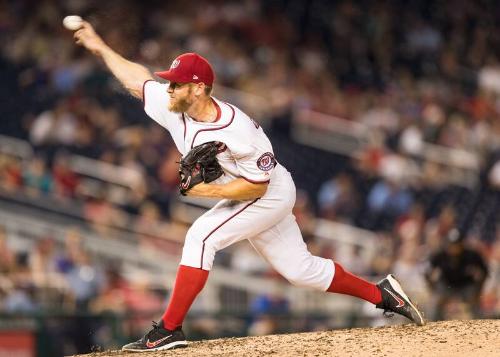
left=0, top=223, right=171, bottom=354
left=1, top=0, right=500, bottom=353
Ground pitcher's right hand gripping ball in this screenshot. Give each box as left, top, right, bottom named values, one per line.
left=179, top=141, right=224, bottom=195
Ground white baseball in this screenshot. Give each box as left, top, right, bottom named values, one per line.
left=63, top=15, right=83, bottom=31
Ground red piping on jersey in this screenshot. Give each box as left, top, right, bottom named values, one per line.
left=189, top=99, right=221, bottom=123
left=200, top=198, right=258, bottom=269
left=211, top=98, right=221, bottom=123
left=142, top=79, right=154, bottom=108
left=241, top=176, right=270, bottom=184
left=190, top=103, right=235, bottom=149
left=181, top=113, right=187, bottom=140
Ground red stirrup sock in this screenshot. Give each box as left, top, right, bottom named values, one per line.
left=327, top=262, right=382, bottom=304
left=162, top=265, right=209, bottom=330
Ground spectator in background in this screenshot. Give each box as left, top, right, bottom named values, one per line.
left=134, top=201, right=165, bottom=237
left=0, top=154, right=22, bottom=192
left=364, top=151, right=418, bottom=232
left=29, top=99, right=78, bottom=147
left=392, top=242, right=429, bottom=312
left=63, top=249, right=105, bottom=355
left=248, top=285, right=290, bottom=336
left=55, top=227, right=85, bottom=274
left=22, top=156, right=53, bottom=196
left=338, top=245, right=370, bottom=277
left=2, top=254, right=38, bottom=314
left=366, top=177, right=414, bottom=230
left=425, top=230, right=489, bottom=320
left=29, top=238, right=66, bottom=293
left=83, top=189, right=128, bottom=239
left=0, top=226, right=28, bottom=312
left=394, top=203, right=426, bottom=244
left=55, top=228, right=104, bottom=310
left=91, top=267, right=128, bottom=315
left=120, top=274, right=165, bottom=338
left=424, top=204, right=457, bottom=254
left=133, top=200, right=183, bottom=254
left=317, top=172, right=359, bottom=223
left=52, top=152, right=80, bottom=199
left=64, top=250, right=104, bottom=310
left=369, top=233, right=394, bottom=277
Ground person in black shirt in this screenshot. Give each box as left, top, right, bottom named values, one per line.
left=426, top=229, right=489, bottom=320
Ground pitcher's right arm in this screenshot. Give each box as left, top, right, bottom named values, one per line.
left=74, top=21, right=153, bottom=99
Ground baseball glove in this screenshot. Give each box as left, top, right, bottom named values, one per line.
left=178, top=141, right=224, bottom=195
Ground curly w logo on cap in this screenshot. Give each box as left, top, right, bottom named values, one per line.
left=155, top=53, right=215, bottom=85
left=170, top=59, right=180, bottom=69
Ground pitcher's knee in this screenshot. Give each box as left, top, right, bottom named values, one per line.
left=281, top=264, right=313, bottom=287
left=180, top=239, right=202, bottom=268
left=184, top=227, right=203, bottom=251
left=181, top=229, right=220, bottom=270
left=278, top=256, right=334, bottom=291
left=181, top=228, right=205, bottom=268
left=201, top=238, right=220, bottom=270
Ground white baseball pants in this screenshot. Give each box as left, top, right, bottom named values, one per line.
left=180, top=165, right=335, bottom=291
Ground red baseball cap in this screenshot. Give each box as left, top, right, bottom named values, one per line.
left=154, top=53, right=215, bottom=86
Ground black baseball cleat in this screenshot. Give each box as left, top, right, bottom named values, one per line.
left=376, top=274, right=425, bottom=326
left=122, top=321, right=188, bottom=352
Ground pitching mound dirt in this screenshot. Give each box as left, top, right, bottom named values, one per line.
left=76, top=319, right=500, bottom=357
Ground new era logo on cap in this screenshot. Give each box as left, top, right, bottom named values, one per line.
left=155, top=53, right=215, bottom=86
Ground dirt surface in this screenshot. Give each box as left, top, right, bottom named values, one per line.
left=76, top=319, right=500, bottom=357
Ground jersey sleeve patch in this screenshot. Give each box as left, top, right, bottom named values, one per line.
left=256, top=152, right=276, bottom=171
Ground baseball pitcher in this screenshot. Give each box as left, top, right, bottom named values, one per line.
left=73, top=20, right=425, bottom=352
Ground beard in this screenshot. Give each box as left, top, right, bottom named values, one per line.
left=168, top=88, right=193, bottom=113
left=168, top=97, right=192, bottom=113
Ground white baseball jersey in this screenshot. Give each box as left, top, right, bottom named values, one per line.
left=143, top=80, right=278, bottom=186
left=143, top=80, right=334, bottom=291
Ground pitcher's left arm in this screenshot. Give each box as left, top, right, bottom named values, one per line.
left=187, top=179, right=268, bottom=201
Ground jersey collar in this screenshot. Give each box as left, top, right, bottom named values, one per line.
left=185, top=97, right=224, bottom=125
